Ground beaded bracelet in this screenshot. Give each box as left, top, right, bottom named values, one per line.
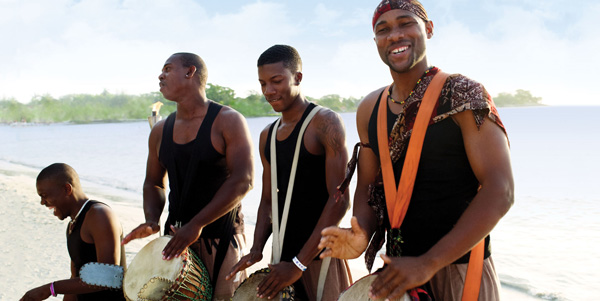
left=50, top=282, right=57, bottom=297
left=292, top=256, right=307, bottom=272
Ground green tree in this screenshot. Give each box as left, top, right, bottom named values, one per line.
left=494, top=89, right=542, bottom=107
left=206, top=83, right=236, bottom=106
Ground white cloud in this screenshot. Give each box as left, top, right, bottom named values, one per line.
left=1, top=0, right=598, bottom=105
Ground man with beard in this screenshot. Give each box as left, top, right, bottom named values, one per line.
left=319, top=1, right=514, bottom=300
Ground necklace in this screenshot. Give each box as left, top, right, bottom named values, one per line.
left=68, top=199, right=90, bottom=235
left=389, top=66, right=435, bottom=105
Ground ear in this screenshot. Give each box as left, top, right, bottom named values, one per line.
left=64, top=183, right=73, bottom=196
left=425, top=20, right=434, bottom=39
left=186, top=65, right=197, bottom=78
left=295, top=72, right=303, bottom=85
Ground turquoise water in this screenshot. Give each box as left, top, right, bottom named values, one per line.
left=1, top=106, right=598, bottom=300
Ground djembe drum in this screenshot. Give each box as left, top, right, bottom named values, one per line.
left=337, top=274, right=410, bottom=301
left=123, top=236, right=212, bottom=301
left=232, top=268, right=294, bottom=301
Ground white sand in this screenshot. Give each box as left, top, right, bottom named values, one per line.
left=0, top=160, right=536, bottom=300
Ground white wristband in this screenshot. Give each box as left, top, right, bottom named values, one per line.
left=292, top=256, right=307, bottom=272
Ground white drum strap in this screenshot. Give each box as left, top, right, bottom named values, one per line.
left=316, top=257, right=331, bottom=301
left=270, top=106, right=321, bottom=264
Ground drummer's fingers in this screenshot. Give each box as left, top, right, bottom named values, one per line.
left=226, top=257, right=251, bottom=280
left=162, top=239, right=184, bottom=260
left=370, top=268, right=404, bottom=299
left=320, top=225, right=341, bottom=236
left=256, top=272, right=276, bottom=298
left=122, top=225, right=146, bottom=245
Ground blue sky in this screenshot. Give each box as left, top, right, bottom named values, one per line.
left=1, top=0, right=598, bottom=105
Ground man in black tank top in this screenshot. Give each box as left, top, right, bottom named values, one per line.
left=21, top=163, right=126, bottom=300
left=122, top=52, right=254, bottom=300
left=319, top=1, right=514, bottom=300
left=227, top=45, right=351, bottom=300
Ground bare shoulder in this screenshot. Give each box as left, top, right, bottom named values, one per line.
left=214, top=105, right=251, bottom=144
left=258, top=123, right=273, bottom=157
left=313, top=106, right=344, bottom=129
left=311, top=107, right=346, bottom=152
left=87, top=202, right=119, bottom=223
left=357, top=87, right=386, bottom=117
left=216, top=105, right=247, bottom=128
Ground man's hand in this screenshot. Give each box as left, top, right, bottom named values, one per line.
left=226, top=251, right=263, bottom=281
left=319, top=216, right=369, bottom=259
left=369, top=254, right=438, bottom=300
left=257, top=262, right=302, bottom=299
left=162, top=224, right=202, bottom=260
left=20, top=284, right=51, bottom=301
left=122, top=221, right=160, bottom=245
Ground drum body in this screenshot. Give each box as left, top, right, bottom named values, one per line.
left=123, top=236, right=212, bottom=301
left=232, top=268, right=294, bottom=301
left=337, top=274, right=410, bottom=301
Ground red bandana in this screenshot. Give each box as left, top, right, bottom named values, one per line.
left=372, top=0, right=429, bottom=29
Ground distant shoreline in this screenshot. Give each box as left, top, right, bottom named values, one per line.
left=0, top=103, right=557, bottom=125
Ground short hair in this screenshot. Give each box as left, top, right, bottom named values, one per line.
left=257, top=45, right=302, bottom=73
left=37, top=163, right=81, bottom=189
left=172, top=52, right=208, bottom=87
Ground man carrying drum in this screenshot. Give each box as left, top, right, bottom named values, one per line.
left=227, top=45, right=351, bottom=300
left=21, top=163, right=127, bottom=301
left=319, top=0, right=514, bottom=300
left=123, top=52, right=254, bottom=300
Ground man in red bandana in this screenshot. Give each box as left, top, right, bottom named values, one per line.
left=320, top=0, right=514, bottom=300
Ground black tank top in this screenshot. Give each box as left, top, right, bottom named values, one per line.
left=367, top=94, right=490, bottom=263
left=159, top=101, right=243, bottom=238
left=264, top=103, right=329, bottom=262
left=66, top=201, right=126, bottom=300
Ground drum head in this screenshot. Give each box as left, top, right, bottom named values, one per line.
left=232, top=269, right=294, bottom=301
left=338, top=274, right=410, bottom=301
left=123, top=236, right=184, bottom=301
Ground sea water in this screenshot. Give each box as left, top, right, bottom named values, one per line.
left=1, top=106, right=598, bottom=300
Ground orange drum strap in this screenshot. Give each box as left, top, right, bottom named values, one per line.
left=377, top=71, right=448, bottom=228
left=377, top=71, right=485, bottom=300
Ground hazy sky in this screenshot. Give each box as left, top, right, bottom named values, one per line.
left=1, top=0, right=598, bottom=105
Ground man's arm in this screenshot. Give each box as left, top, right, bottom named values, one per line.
left=369, top=112, right=514, bottom=300
left=257, top=109, right=351, bottom=299
left=21, top=204, right=126, bottom=300
left=122, top=120, right=166, bottom=244
left=162, top=108, right=254, bottom=259
left=226, top=126, right=273, bottom=280
left=319, top=89, right=383, bottom=259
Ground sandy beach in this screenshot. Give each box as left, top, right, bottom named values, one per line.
left=1, top=160, right=537, bottom=300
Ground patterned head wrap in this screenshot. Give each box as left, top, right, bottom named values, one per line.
left=372, top=0, right=429, bottom=29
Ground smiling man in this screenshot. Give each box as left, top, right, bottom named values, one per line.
left=227, top=44, right=351, bottom=300
left=319, top=0, right=514, bottom=300
left=21, top=163, right=126, bottom=301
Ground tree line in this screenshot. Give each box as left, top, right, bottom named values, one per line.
left=0, top=84, right=539, bottom=123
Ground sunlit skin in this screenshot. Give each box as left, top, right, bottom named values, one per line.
left=37, top=179, right=74, bottom=221
left=258, top=61, right=303, bottom=114
left=374, top=9, right=434, bottom=104
left=318, top=8, right=514, bottom=301
left=122, top=53, right=254, bottom=279
left=22, top=169, right=125, bottom=301
left=225, top=58, right=350, bottom=299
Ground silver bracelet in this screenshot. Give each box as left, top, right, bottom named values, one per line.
left=292, top=256, right=307, bottom=272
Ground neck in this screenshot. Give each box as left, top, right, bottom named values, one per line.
left=174, top=92, right=210, bottom=120
left=70, top=195, right=89, bottom=220
left=389, top=60, right=430, bottom=101
left=280, top=93, right=310, bottom=123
